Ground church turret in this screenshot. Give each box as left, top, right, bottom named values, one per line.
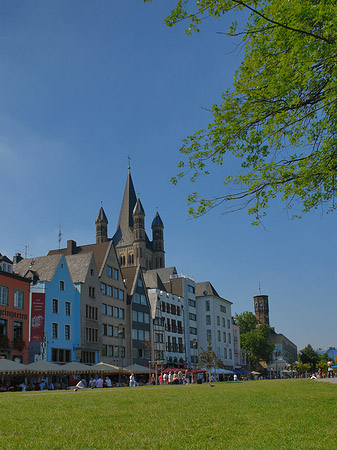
left=133, top=197, right=146, bottom=266
left=254, top=294, right=269, bottom=325
left=95, top=206, right=108, bottom=244
left=152, top=211, right=165, bottom=268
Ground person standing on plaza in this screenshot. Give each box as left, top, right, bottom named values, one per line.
left=327, top=360, right=334, bottom=378
left=129, top=373, right=135, bottom=387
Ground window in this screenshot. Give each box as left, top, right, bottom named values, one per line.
left=120, top=308, right=125, bottom=319
left=85, top=328, right=98, bottom=343
left=224, top=348, right=227, bottom=358
left=113, top=287, right=119, bottom=299
left=138, top=312, right=144, bottom=323
left=13, top=321, right=23, bottom=340
left=114, top=307, right=119, bottom=318
left=132, top=329, right=138, bottom=340
left=206, top=315, right=211, bottom=325
left=217, top=316, right=220, bottom=326
left=102, top=324, right=107, bottom=336
left=52, top=299, right=59, bottom=314
left=119, top=290, right=124, bottom=300
left=89, top=286, right=95, bottom=297
left=144, top=313, right=150, bottom=324
left=108, top=345, right=113, bottom=357
left=220, top=305, right=226, bottom=313
left=65, top=325, right=71, bottom=340
left=228, top=333, right=231, bottom=344
left=223, top=332, right=226, bottom=342
left=132, top=311, right=138, bottom=322
left=14, top=290, right=24, bottom=309
left=188, top=299, right=196, bottom=308
left=137, top=279, right=142, bottom=288
left=140, top=294, right=147, bottom=305
left=65, top=302, right=71, bottom=316
left=133, top=293, right=140, bottom=304
left=227, top=319, right=231, bottom=329
left=108, top=325, right=113, bottom=337
left=222, top=318, right=226, bottom=328
left=205, top=300, right=210, bottom=311
left=108, top=285, right=113, bottom=297
left=190, top=327, right=197, bottom=335
left=113, top=268, right=119, bottom=280
left=102, top=303, right=107, bottom=315
left=229, top=348, right=232, bottom=359
left=60, top=281, right=65, bottom=291
left=101, top=283, right=107, bottom=295
left=121, top=347, right=125, bottom=358
left=0, top=319, right=8, bottom=336
left=52, top=323, right=58, bottom=339
left=217, top=330, right=221, bottom=341
left=107, top=266, right=112, bottom=278
left=102, top=345, right=107, bottom=357
left=114, top=327, right=119, bottom=337
left=114, top=346, right=119, bottom=357
left=108, top=305, right=113, bottom=316
left=0, top=286, right=9, bottom=306
left=51, top=348, right=71, bottom=362
left=206, top=329, right=212, bottom=341
left=188, top=285, right=195, bottom=294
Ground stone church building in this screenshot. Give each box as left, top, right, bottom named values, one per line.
left=95, top=170, right=165, bottom=271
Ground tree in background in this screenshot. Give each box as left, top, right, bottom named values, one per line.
left=198, top=341, right=223, bottom=384
left=298, top=344, right=320, bottom=370
left=234, top=312, right=274, bottom=369
left=145, top=0, right=337, bottom=223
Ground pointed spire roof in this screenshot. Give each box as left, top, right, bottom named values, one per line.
left=152, top=211, right=163, bottom=228
left=133, top=197, right=145, bottom=216
left=112, top=171, right=138, bottom=246
left=95, top=206, right=108, bottom=224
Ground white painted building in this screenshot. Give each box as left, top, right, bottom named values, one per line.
left=196, top=282, right=234, bottom=370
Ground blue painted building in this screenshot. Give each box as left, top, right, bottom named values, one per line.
left=15, top=254, right=80, bottom=363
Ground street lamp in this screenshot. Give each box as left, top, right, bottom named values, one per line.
left=192, top=339, right=198, bottom=383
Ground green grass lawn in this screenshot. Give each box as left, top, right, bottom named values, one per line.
left=0, top=379, right=336, bottom=450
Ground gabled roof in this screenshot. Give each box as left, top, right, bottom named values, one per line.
left=66, top=253, right=93, bottom=284
left=143, top=271, right=166, bottom=291
left=14, top=254, right=63, bottom=282
left=121, top=266, right=140, bottom=296
left=48, top=240, right=112, bottom=276
left=195, top=281, right=232, bottom=304
left=0, top=254, right=12, bottom=264
left=133, top=198, right=145, bottom=216
left=146, top=266, right=177, bottom=284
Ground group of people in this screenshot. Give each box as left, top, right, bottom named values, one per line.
left=158, top=370, right=188, bottom=385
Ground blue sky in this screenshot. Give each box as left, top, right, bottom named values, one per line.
left=1, top=0, right=336, bottom=352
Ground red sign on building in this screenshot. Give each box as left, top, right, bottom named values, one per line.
left=31, top=293, right=45, bottom=342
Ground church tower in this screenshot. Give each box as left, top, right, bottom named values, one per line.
left=95, top=206, right=108, bottom=244
left=133, top=197, right=146, bottom=267
left=254, top=294, right=269, bottom=325
left=152, top=211, right=165, bottom=268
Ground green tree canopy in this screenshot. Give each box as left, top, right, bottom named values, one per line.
left=234, top=311, right=274, bottom=367
left=198, top=341, right=223, bottom=383
left=146, top=0, right=337, bottom=223
left=298, top=344, right=320, bottom=367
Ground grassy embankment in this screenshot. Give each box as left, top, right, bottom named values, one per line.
left=0, top=379, right=336, bottom=449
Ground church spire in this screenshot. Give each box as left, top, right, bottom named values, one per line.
left=95, top=205, right=108, bottom=243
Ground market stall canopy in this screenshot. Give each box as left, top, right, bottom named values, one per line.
left=233, top=369, right=249, bottom=375
left=27, top=360, right=65, bottom=374
left=211, top=368, right=234, bottom=374
left=124, top=363, right=153, bottom=374
left=0, top=358, right=27, bottom=374
left=251, top=371, right=261, bottom=375
left=90, top=362, right=129, bottom=374
left=61, top=362, right=94, bottom=373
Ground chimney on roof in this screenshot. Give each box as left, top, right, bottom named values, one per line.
left=13, top=253, right=23, bottom=264
left=67, top=240, right=77, bottom=255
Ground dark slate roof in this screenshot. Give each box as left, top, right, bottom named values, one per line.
left=151, top=212, right=163, bottom=228
left=95, top=206, right=108, bottom=224
left=121, top=265, right=141, bottom=296
left=0, top=254, right=13, bottom=264
left=14, top=254, right=63, bottom=282
left=195, top=281, right=233, bottom=304
left=112, top=171, right=151, bottom=248
left=133, top=198, right=145, bottom=216
left=143, top=271, right=166, bottom=291
left=146, top=266, right=177, bottom=284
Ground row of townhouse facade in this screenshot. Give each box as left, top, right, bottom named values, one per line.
left=0, top=170, right=241, bottom=369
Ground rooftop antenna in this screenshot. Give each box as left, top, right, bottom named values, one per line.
left=58, top=225, right=62, bottom=251
left=24, top=244, right=29, bottom=259
left=259, top=281, right=261, bottom=294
